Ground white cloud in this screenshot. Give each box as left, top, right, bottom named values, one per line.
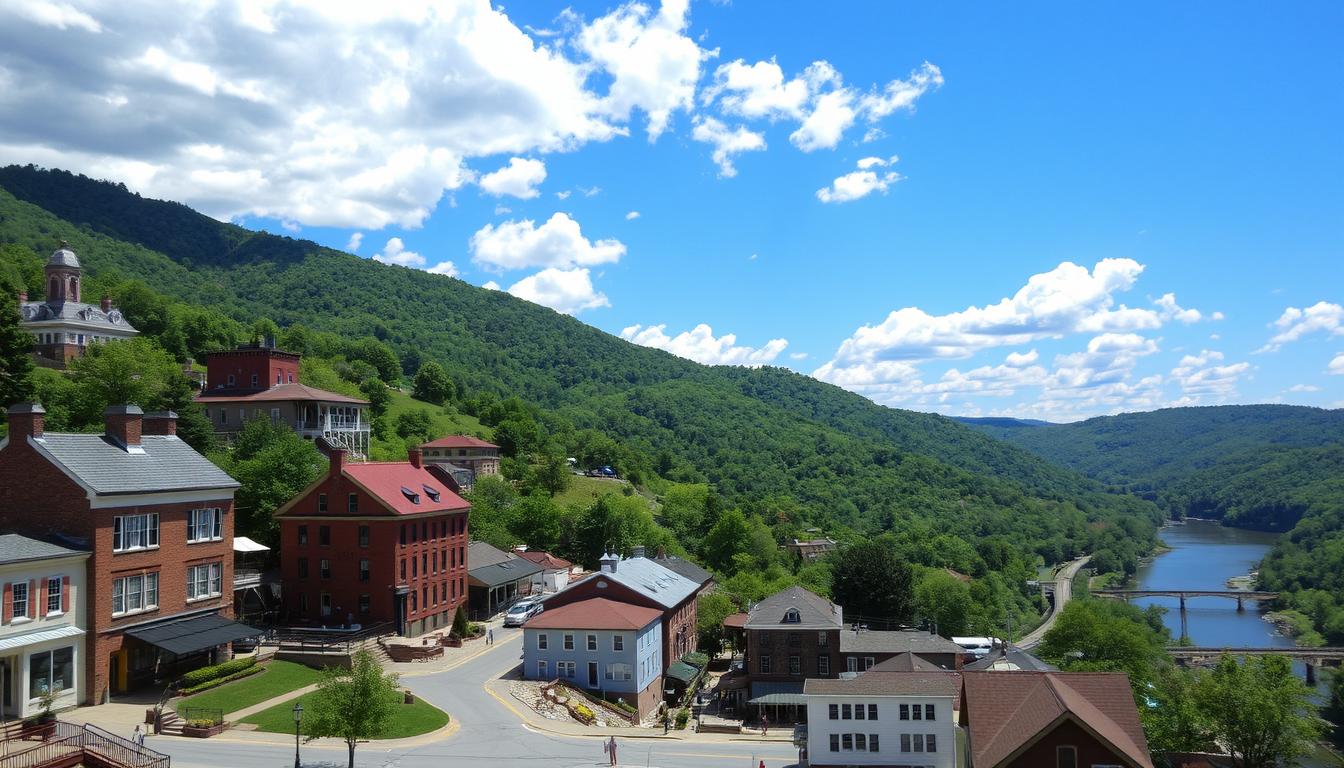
left=1289, top=384, right=1321, bottom=392
left=1154, top=293, right=1213, bottom=324
left=494, top=205, right=512, bottom=215
left=426, top=261, right=459, bottom=277
left=790, top=89, right=856, bottom=152
left=482, top=280, right=501, bottom=290
left=857, top=62, right=944, bottom=120
left=789, top=352, right=809, bottom=361
left=469, top=212, right=626, bottom=271
left=1329, top=353, right=1344, bottom=375
left=345, top=231, right=363, bottom=252
left=580, top=186, right=602, bottom=197
left=1005, top=349, right=1039, bottom=367
left=816, top=155, right=902, bottom=203
left=556, top=190, right=572, bottom=200
left=3, top=1, right=101, bottom=33
left=507, top=267, right=609, bottom=314
left=691, top=116, right=766, bottom=177
left=371, top=237, right=424, bottom=268
left=625, top=210, right=640, bottom=220
left=1169, top=349, right=1251, bottom=401
left=705, top=57, right=810, bottom=120
left=1257, top=301, right=1344, bottom=353
left=478, top=157, right=547, bottom=199
left=620, top=323, right=788, bottom=365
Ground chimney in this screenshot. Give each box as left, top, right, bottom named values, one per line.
left=408, top=447, right=423, bottom=469
left=104, top=405, right=143, bottom=450
left=631, top=545, right=645, bottom=559
left=142, top=411, right=178, bottom=436
left=600, top=552, right=619, bottom=574
left=16, top=291, right=27, bottom=303
left=6, top=403, right=45, bottom=440
left=329, top=447, right=347, bottom=478
left=101, top=295, right=112, bottom=313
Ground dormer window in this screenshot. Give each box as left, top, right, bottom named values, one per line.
left=423, top=485, right=440, bottom=502
left=783, top=608, right=801, bottom=623
left=401, top=486, right=421, bottom=504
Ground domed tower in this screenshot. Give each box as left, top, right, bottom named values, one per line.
left=45, top=240, right=81, bottom=304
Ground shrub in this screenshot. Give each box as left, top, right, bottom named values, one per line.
left=675, top=708, right=690, bottom=729
left=179, top=664, right=263, bottom=695
left=681, top=652, right=709, bottom=669
left=186, top=719, right=217, bottom=729
left=451, top=606, right=470, bottom=638
left=571, top=703, right=595, bottom=724
left=180, top=657, right=257, bottom=688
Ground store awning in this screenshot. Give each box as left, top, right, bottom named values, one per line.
left=0, top=624, right=84, bottom=652
left=748, top=693, right=808, bottom=705
left=666, top=660, right=699, bottom=684
left=124, top=614, right=261, bottom=656
left=233, top=536, right=270, bottom=553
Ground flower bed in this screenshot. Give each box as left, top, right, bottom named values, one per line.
left=181, top=720, right=229, bottom=738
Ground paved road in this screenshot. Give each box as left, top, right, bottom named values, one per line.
left=1018, top=555, right=1091, bottom=650
left=152, top=629, right=798, bottom=768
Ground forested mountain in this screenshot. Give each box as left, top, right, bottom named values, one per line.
left=0, top=165, right=1160, bottom=581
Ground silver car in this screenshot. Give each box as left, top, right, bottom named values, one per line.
left=503, top=598, right=544, bottom=627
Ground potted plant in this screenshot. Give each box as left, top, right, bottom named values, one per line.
left=24, top=687, right=59, bottom=737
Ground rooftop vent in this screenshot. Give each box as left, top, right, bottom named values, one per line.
left=400, top=486, right=420, bottom=504
left=422, top=485, right=440, bottom=502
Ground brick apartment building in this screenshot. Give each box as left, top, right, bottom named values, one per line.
left=0, top=404, right=255, bottom=704
left=274, top=448, right=470, bottom=637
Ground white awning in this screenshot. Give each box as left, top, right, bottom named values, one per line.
left=233, top=536, right=270, bottom=553
left=0, top=625, right=84, bottom=652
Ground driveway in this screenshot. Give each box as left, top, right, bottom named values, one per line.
left=147, top=627, right=799, bottom=768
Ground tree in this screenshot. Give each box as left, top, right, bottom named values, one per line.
left=66, top=337, right=188, bottom=426
left=225, top=418, right=326, bottom=547
left=493, top=414, right=542, bottom=458
left=348, top=338, right=401, bottom=383
left=0, top=279, right=34, bottom=410
left=1195, top=654, right=1323, bottom=768
left=412, top=361, right=455, bottom=405
left=1142, top=666, right=1215, bottom=755
left=831, top=539, right=914, bottom=626
left=696, top=592, right=738, bottom=656
left=1037, top=599, right=1169, bottom=689
left=303, top=649, right=401, bottom=768
left=359, top=377, right=391, bottom=440
left=914, top=569, right=973, bottom=636
left=394, top=409, right=434, bottom=442
left=532, top=452, right=572, bottom=497
left=701, top=509, right=751, bottom=574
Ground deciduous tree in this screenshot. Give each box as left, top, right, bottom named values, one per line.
left=303, top=649, right=400, bottom=768
left=831, top=538, right=913, bottom=626
left=1194, top=654, right=1323, bottom=768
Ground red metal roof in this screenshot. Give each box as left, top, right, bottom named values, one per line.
left=195, top=382, right=368, bottom=405
left=523, top=597, right=662, bottom=631
left=421, top=435, right=498, bottom=449
left=342, top=462, right=471, bottom=516
left=516, top=550, right=573, bottom=570
left=723, top=612, right=748, bottom=629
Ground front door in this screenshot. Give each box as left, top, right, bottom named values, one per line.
left=109, top=651, right=128, bottom=695
left=0, top=659, right=11, bottom=715
left=588, top=661, right=599, bottom=688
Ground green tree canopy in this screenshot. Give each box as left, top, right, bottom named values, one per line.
left=412, top=361, right=455, bottom=405
left=830, top=538, right=914, bottom=626
left=1037, top=598, right=1169, bottom=689
left=303, top=649, right=401, bottom=768
left=914, top=569, right=973, bottom=636
left=0, top=278, right=34, bottom=411
left=1194, top=654, right=1323, bottom=768
left=223, top=418, right=326, bottom=547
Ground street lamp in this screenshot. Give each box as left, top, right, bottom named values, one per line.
left=292, top=701, right=304, bottom=768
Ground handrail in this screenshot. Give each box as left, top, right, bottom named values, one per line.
left=274, top=621, right=395, bottom=653
left=179, top=706, right=225, bottom=726
left=0, top=722, right=170, bottom=768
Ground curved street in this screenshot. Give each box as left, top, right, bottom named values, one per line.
left=1018, top=555, right=1091, bottom=649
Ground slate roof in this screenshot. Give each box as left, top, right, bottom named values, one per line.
left=961, top=671, right=1153, bottom=768
left=575, top=557, right=700, bottom=610
left=652, top=554, right=713, bottom=587
left=745, top=586, right=842, bottom=630
left=0, top=534, right=88, bottom=565
left=468, top=541, right=515, bottom=569
left=524, top=597, right=661, bottom=631
left=196, top=382, right=367, bottom=405
left=34, top=433, right=239, bottom=495
left=839, top=629, right=965, bottom=656
left=421, top=435, right=498, bottom=449
left=804, top=671, right=960, bottom=697
left=19, top=300, right=138, bottom=333
left=467, top=541, right=543, bottom=587
left=869, top=651, right=945, bottom=672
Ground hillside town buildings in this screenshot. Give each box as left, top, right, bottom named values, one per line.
left=419, top=435, right=501, bottom=491
left=17, top=242, right=138, bottom=366
left=0, top=534, right=89, bottom=718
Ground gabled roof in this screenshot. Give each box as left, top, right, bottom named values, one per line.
left=516, top=550, right=573, bottom=571
left=524, top=597, right=661, bottom=631
left=961, top=671, right=1153, bottom=768
left=805, top=671, right=960, bottom=697
left=33, top=434, right=239, bottom=495
left=839, top=629, right=964, bottom=657
left=468, top=540, right=515, bottom=569
left=340, top=463, right=470, bottom=516
left=0, top=534, right=88, bottom=565
left=869, top=651, right=944, bottom=672
left=195, top=382, right=367, bottom=405
left=467, top=541, right=543, bottom=587
left=421, top=435, right=498, bottom=449
left=652, top=554, right=713, bottom=586
left=745, top=586, right=842, bottom=630
left=573, top=557, right=700, bottom=610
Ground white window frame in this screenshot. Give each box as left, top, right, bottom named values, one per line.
left=11, top=582, right=28, bottom=619
left=612, top=634, right=624, bottom=651
left=46, top=577, right=62, bottom=615
left=563, top=634, right=574, bottom=650
left=113, top=513, right=159, bottom=553
left=586, top=634, right=597, bottom=651
left=188, top=508, right=223, bottom=543
left=604, top=663, right=632, bottom=681
left=112, top=573, right=159, bottom=617
left=187, top=563, right=223, bottom=601
left=537, top=660, right=548, bottom=678
left=538, top=633, right=549, bottom=650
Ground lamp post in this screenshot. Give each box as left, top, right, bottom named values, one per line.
left=292, top=701, right=303, bottom=768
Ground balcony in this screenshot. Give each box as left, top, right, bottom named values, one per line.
left=234, top=569, right=262, bottom=590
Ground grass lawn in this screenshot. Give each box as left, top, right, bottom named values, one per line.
left=554, top=475, right=641, bottom=509
left=241, top=690, right=449, bottom=739
left=386, top=390, right=487, bottom=438
left=176, top=660, right=324, bottom=716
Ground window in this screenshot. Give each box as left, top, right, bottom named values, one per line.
left=899, top=703, right=909, bottom=720
left=250, top=373, right=258, bottom=387
left=841, top=734, right=853, bottom=751
left=537, top=661, right=548, bottom=678
left=855, top=734, right=866, bottom=751
left=298, top=525, right=308, bottom=545
left=28, top=647, right=74, bottom=696
left=188, top=508, right=223, bottom=542
left=854, top=701, right=865, bottom=720
left=557, top=661, right=576, bottom=679
left=868, top=734, right=879, bottom=753
left=818, top=655, right=830, bottom=675
left=227, top=374, right=235, bottom=386
left=46, top=577, right=62, bottom=614
left=783, top=608, right=800, bottom=623
left=348, top=494, right=358, bottom=513
left=112, top=573, right=158, bottom=616
left=613, top=635, right=624, bottom=651
left=926, top=734, right=937, bottom=753
left=828, top=704, right=838, bottom=720
left=320, top=592, right=332, bottom=617
left=400, top=525, right=407, bottom=546
left=359, top=594, right=370, bottom=614
left=841, top=704, right=852, bottom=720
left=320, top=559, right=331, bottom=579
left=298, top=558, right=309, bottom=578
left=359, top=525, right=370, bottom=547
left=924, top=703, right=935, bottom=721
left=112, top=513, right=159, bottom=552
left=319, top=526, right=331, bottom=546
left=563, top=634, right=574, bottom=651
left=829, top=734, right=839, bottom=752
left=846, top=657, right=858, bottom=673
left=11, top=582, right=28, bottom=619
left=900, top=734, right=911, bottom=752
left=587, top=634, right=597, bottom=651
left=759, top=655, right=771, bottom=673
left=913, top=734, right=925, bottom=752
left=605, top=663, right=632, bottom=681
left=359, top=559, right=370, bottom=582
left=867, top=703, right=878, bottom=720
left=187, top=563, right=223, bottom=600
left=818, top=631, right=829, bottom=647
left=412, top=557, right=417, bottom=578
left=1057, top=746, right=1077, bottom=768
left=912, top=703, right=923, bottom=720
left=409, top=592, right=417, bottom=613
left=789, top=655, right=800, bottom=674
left=318, top=495, right=328, bottom=513
left=863, top=656, right=874, bottom=670
left=538, top=634, right=549, bottom=650
left=421, top=553, right=427, bottom=576
left=299, top=594, right=308, bottom=612
left=220, top=409, right=227, bottom=425
left=400, top=559, right=406, bottom=580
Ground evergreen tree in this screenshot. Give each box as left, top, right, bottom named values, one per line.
left=0, top=279, right=34, bottom=410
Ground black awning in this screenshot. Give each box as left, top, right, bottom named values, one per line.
left=124, top=613, right=261, bottom=656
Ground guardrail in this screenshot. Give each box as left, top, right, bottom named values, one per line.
left=0, top=722, right=169, bottom=768
left=179, top=706, right=225, bottom=726
left=273, top=621, right=395, bottom=653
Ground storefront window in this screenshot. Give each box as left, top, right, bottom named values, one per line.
left=29, top=647, right=74, bottom=696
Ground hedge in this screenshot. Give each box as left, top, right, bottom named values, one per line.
left=179, top=664, right=263, bottom=695
left=180, top=657, right=257, bottom=689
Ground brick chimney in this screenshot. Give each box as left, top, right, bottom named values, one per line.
left=101, top=295, right=112, bottom=313
left=407, top=447, right=423, bottom=469
left=142, top=411, right=178, bottom=436
left=6, top=403, right=45, bottom=440
left=329, top=447, right=347, bottom=478
left=104, top=405, right=143, bottom=450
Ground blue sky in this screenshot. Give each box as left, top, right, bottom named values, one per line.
left=1, top=1, right=1339, bottom=419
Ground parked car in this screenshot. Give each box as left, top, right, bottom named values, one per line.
left=503, top=597, right=545, bottom=627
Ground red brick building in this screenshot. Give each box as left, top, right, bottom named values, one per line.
left=274, top=448, right=470, bottom=637
left=17, top=242, right=138, bottom=367
left=0, top=404, right=254, bottom=704
left=542, top=551, right=701, bottom=674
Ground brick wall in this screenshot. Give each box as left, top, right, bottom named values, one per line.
left=1006, top=718, right=1134, bottom=768
left=747, top=628, right=840, bottom=681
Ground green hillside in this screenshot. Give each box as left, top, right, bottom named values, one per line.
left=0, top=165, right=1161, bottom=580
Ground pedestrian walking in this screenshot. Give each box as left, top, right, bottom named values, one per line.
left=132, top=725, right=142, bottom=746
left=487, top=628, right=494, bottom=645
left=604, top=735, right=618, bottom=766
left=138, top=728, right=146, bottom=747
left=761, top=713, right=769, bottom=736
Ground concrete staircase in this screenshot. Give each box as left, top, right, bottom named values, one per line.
left=156, top=709, right=184, bottom=736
